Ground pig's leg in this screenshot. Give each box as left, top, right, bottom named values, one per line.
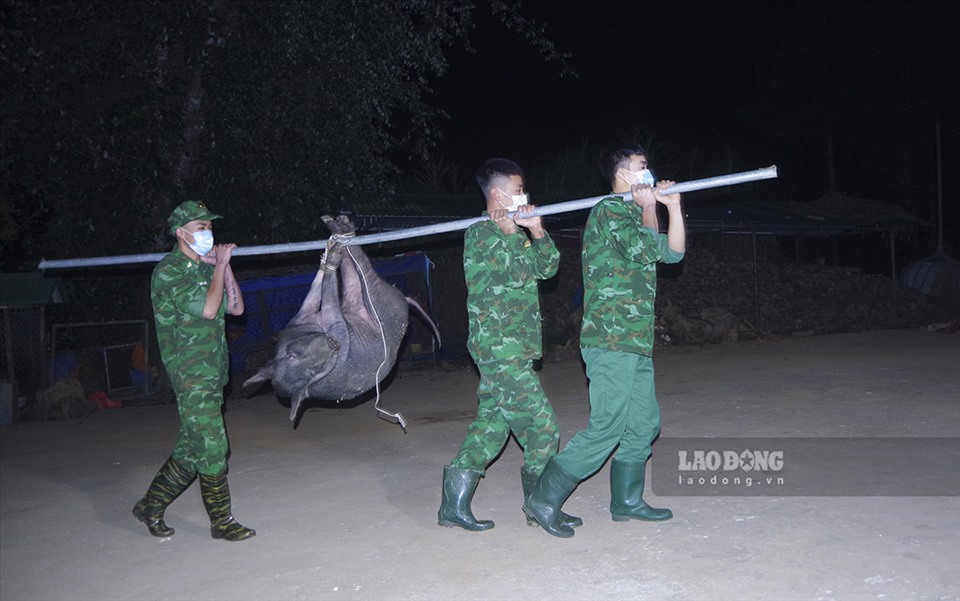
left=324, top=215, right=377, bottom=324
left=289, top=268, right=325, bottom=325
left=338, top=246, right=376, bottom=324
left=317, top=239, right=350, bottom=344
left=289, top=220, right=347, bottom=325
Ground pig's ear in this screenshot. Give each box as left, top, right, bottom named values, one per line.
left=243, top=363, right=276, bottom=389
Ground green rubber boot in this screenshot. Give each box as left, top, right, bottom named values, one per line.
left=521, top=466, right=582, bottom=529
left=610, top=459, right=673, bottom=522
left=132, top=456, right=196, bottom=537
left=522, top=458, right=580, bottom=538
left=199, top=472, right=257, bottom=541
left=437, top=466, right=495, bottom=531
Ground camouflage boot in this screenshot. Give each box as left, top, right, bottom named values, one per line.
left=521, top=466, right=583, bottom=529
left=610, top=459, right=673, bottom=522
left=437, top=466, right=494, bottom=531
left=199, top=472, right=256, bottom=541
left=132, top=456, right=196, bottom=537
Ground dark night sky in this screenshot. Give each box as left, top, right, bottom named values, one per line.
left=426, top=0, right=960, bottom=229
left=431, top=0, right=788, bottom=164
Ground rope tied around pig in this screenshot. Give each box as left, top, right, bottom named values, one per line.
left=318, top=232, right=408, bottom=432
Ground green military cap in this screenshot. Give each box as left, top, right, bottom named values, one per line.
left=167, top=200, right=222, bottom=234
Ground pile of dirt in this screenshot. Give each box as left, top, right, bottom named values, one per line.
left=539, top=244, right=957, bottom=359
left=656, top=247, right=956, bottom=343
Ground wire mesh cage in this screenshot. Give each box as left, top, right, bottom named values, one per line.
left=50, top=320, right=151, bottom=396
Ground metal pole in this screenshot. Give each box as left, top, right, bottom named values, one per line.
left=936, top=124, right=943, bottom=253
left=752, top=226, right=760, bottom=331
left=889, top=228, right=897, bottom=313
left=49, top=323, right=58, bottom=392
left=142, top=320, right=150, bottom=395
left=39, top=166, right=778, bottom=270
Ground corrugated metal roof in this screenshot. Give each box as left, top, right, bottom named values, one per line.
left=347, top=193, right=482, bottom=235
left=346, top=193, right=482, bottom=220
left=684, top=192, right=932, bottom=236
left=0, top=272, right=69, bottom=306
left=347, top=191, right=932, bottom=239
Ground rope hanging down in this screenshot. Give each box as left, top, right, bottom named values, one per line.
left=37, top=166, right=777, bottom=271
left=325, top=232, right=408, bottom=431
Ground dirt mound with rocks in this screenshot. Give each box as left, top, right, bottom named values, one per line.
left=539, top=243, right=957, bottom=361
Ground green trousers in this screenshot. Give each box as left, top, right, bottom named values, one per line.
left=450, top=359, right=560, bottom=473
left=554, top=348, right=660, bottom=479
left=172, top=385, right=229, bottom=476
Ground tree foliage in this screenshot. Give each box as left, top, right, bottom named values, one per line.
left=1, top=0, right=568, bottom=270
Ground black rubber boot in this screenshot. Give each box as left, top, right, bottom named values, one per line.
left=437, top=466, right=495, bottom=531
left=521, top=466, right=582, bottom=529
left=199, top=472, right=257, bottom=541
left=610, top=459, right=673, bottom=522
left=132, top=456, right=196, bottom=537
left=522, top=458, right=580, bottom=538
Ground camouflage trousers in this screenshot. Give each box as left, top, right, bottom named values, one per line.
left=449, top=359, right=560, bottom=474
left=171, top=382, right=229, bottom=476
left=554, top=348, right=660, bottom=479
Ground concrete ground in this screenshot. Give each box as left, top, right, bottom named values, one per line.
left=1, top=328, right=958, bottom=601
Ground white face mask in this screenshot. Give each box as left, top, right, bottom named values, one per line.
left=619, top=168, right=655, bottom=187
left=495, top=188, right=529, bottom=212
left=185, top=229, right=214, bottom=256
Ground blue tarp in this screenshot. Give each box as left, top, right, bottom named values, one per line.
left=227, top=252, right=435, bottom=376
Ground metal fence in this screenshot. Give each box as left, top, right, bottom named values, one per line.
left=0, top=305, right=47, bottom=417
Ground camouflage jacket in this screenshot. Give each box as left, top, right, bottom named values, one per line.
left=464, top=216, right=560, bottom=364
left=580, top=197, right=685, bottom=356
left=151, top=247, right=229, bottom=391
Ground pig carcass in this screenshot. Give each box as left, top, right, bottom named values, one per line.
left=243, top=215, right=439, bottom=421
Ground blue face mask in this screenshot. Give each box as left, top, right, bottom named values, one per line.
left=186, top=229, right=214, bottom=256
left=619, top=168, right=655, bottom=187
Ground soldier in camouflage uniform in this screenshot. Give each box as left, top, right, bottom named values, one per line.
left=525, top=144, right=685, bottom=538
left=132, top=200, right=255, bottom=542
left=438, top=158, right=581, bottom=532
